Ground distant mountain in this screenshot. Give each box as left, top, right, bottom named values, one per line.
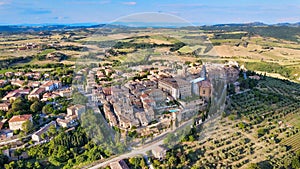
left=208, top=22, right=300, bottom=27
left=0, top=24, right=136, bottom=33
left=0, top=22, right=300, bottom=33
left=203, top=22, right=300, bottom=28
left=210, top=22, right=268, bottom=27
left=112, top=21, right=192, bottom=28
left=0, top=24, right=106, bottom=33
left=273, top=22, right=300, bottom=27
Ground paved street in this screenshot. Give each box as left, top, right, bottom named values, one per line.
left=0, top=134, right=32, bottom=146
left=86, top=118, right=193, bottom=169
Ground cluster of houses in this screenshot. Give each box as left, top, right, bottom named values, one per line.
left=97, top=62, right=240, bottom=169
left=3, top=71, right=42, bottom=80
left=56, top=104, right=85, bottom=128
left=0, top=79, right=61, bottom=129
left=81, top=61, right=240, bottom=138
left=0, top=79, right=71, bottom=116
left=0, top=70, right=85, bottom=142
left=0, top=103, right=85, bottom=142
left=17, top=43, right=39, bottom=51
left=0, top=60, right=240, bottom=144
left=0, top=79, right=72, bottom=108
left=0, top=60, right=240, bottom=163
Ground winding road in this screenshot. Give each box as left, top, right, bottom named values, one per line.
left=85, top=118, right=193, bottom=169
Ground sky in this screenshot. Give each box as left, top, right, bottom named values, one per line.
left=0, top=0, right=300, bottom=25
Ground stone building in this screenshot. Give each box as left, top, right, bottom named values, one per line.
left=198, top=80, right=212, bottom=100
left=152, top=145, right=167, bottom=160
left=158, top=78, right=191, bottom=99
left=8, top=114, right=32, bottom=131
left=67, top=104, right=86, bottom=118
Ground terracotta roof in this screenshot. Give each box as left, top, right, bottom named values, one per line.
left=68, top=104, right=85, bottom=110
left=29, top=88, right=45, bottom=95
left=41, top=80, right=60, bottom=88
left=159, top=78, right=179, bottom=88
left=102, top=87, right=111, bottom=94
left=144, top=99, right=155, bottom=104
left=16, top=88, right=31, bottom=94
left=27, top=81, right=41, bottom=86
left=0, top=80, right=7, bottom=84
left=9, top=114, right=32, bottom=123
left=198, top=80, right=211, bottom=88
left=140, top=93, right=148, bottom=99
left=43, top=92, right=52, bottom=97
left=11, top=80, right=25, bottom=86
left=0, top=103, right=10, bottom=107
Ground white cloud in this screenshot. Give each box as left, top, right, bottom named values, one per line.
left=277, top=17, right=300, bottom=23
left=66, top=0, right=111, bottom=5
left=159, top=3, right=204, bottom=8
left=0, top=0, right=10, bottom=6
left=122, top=1, right=137, bottom=6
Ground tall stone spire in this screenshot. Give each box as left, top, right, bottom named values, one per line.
left=200, top=64, right=207, bottom=79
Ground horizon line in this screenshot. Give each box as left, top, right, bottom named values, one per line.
left=0, top=21, right=299, bottom=27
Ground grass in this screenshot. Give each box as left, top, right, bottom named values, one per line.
left=0, top=68, right=16, bottom=73
left=25, top=58, right=57, bottom=66
left=121, top=34, right=180, bottom=45
left=117, top=49, right=150, bottom=63
left=0, top=27, right=300, bottom=84
left=178, top=45, right=203, bottom=54
left=115, top=48, right=136, bottom=53
left=210, top=39, right=241, bottom=44
left=243, top=61, right=293, bottom=79
left=30, top=68, right=55, bottom=72
left=81, top=33, right=127, bottom=42
left=150, top=35, right=180, bottom=44
left=250, top=37, right=300, bottom=50
left=37, top=49, right=56, bottom=56
left=284, top=113, right=300, bottom=129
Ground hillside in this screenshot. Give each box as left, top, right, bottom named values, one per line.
left=0, top=23, right=300, bottom=82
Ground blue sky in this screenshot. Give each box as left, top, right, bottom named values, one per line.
left=0, top=0, right=300, bottom=25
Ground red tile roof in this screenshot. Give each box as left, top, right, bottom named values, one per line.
left=198, top=80, right=212, bottom=88
left=140, top=93, right=148, bottom=99
left=9, top=114, right=32, bottom=123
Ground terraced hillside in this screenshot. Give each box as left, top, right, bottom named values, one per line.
left=153, top=76, right=300, bottom=169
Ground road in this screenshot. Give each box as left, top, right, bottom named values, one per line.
left=0, top=134, right=32, bottom=146
left=88, top=138, right=164, bottom=169
left=86, top=118, right=193, bottom=169
left=0, top=137, right=20, bottom=146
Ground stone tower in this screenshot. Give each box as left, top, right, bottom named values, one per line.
left=200, top=64, right=207, bottom=79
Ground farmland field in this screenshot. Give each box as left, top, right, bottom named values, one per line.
left=156, top=76, right=300, bottom=169
left=281, top=133, right=300, bottom=151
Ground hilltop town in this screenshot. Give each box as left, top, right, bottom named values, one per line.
left=79, top=61, right=239, bottom=138
left=0, top=50, right=241, bottom=168
left=0, top=24, right=299, bottom=169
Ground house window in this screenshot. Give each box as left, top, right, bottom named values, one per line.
left=202, top=90, right=205, bottom=94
